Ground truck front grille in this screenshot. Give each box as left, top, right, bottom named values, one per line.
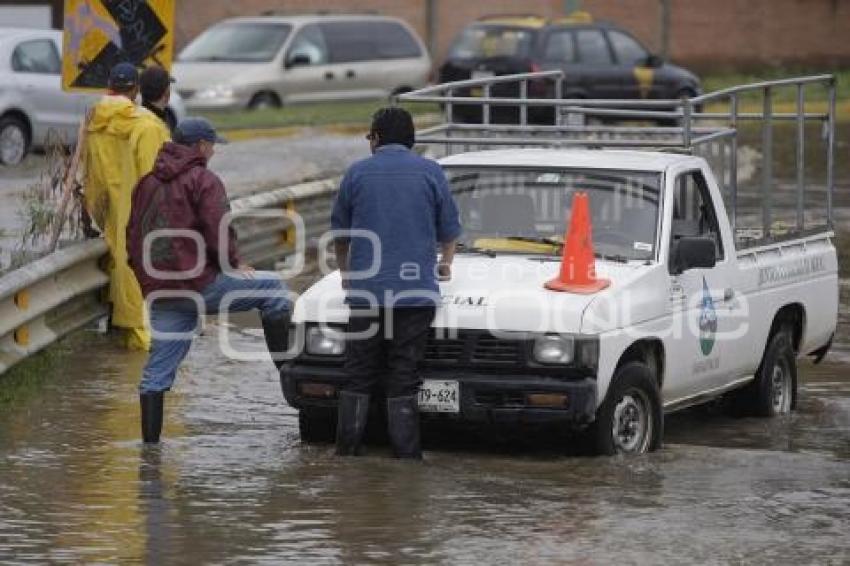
left=423, top=331, right=526, bottom=368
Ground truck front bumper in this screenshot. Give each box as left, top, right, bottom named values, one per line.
left=281, top=364, right=597, bottom=426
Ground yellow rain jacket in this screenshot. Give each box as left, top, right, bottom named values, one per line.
left=84, top=95, right=150, bottom=351
left=130, top=107, right=171, bottom=177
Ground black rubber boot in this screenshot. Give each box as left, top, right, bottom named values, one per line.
left=261, top=312, right=291, bottom=370
left=387, top=395, right=422, bottom=459
left=140, top=392, right=164, bottom=444
left=335, top=391, right=370, bottom=456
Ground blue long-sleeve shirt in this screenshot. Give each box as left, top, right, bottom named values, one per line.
left=331, top=144, right=462, bottom=307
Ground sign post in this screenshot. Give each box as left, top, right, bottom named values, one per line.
left=62, top=0, right=175, bottom=92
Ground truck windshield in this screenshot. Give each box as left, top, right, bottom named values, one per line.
left=179, top=23, right=292, bottom=63
left=447, top=167, right=661, bottom=261
left=448, top=26, right=536, bottom=59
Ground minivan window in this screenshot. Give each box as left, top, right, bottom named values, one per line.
left=319, top=21, right=374, bottom=63
left=12, top=39, right=61, bottom=74
left=179, top=23, right=292, bottom=63
left=372, top=21, right=422, bottom=59
left=543, top=30, right=576, bottom=62
left=287, top=24, right=329, bottom=66
left=576, top=29, right=613, bottom=65
left=608, top=30, right=648, bottom=66
left=448, top=26, right=535, bottom=59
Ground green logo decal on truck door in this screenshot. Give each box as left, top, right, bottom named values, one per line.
left=699, top=277, right=718, bottom=356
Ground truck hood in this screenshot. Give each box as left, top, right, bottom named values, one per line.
left=171, top=61, right=267, bottom=92
left=293, top=255, right=652, bottom=334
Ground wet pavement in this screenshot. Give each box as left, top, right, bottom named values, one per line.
left=0, top=320, right=848, bottom=563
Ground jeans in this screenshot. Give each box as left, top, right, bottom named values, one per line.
left=139, top=272, right=290, bottom=393
left=344, top=306, right=436, bottom=398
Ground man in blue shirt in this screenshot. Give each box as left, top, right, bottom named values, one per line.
left=331, top=107, right=461, bottom=459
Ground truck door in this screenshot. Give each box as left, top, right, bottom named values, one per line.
left=664, top=169, right=738, bottom=405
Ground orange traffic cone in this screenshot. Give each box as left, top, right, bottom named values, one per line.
left=545, top=192, right=611, bottom=294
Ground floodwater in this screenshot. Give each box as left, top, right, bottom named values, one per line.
left=1, top=319, right=848, bottom=564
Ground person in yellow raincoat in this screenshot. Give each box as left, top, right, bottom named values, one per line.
left=84, top=63, right=151, bottom=350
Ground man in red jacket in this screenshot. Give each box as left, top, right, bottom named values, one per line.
left=127, top=118, right=291, bottom=444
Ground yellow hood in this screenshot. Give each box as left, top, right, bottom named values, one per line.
left=87, top=95, right=140, bottom=137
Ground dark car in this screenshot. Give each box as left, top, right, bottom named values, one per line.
left=438, top=14, right=701, bottom=122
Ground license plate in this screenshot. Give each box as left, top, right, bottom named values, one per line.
left=471, top=70, right=494, bottom=80
left=418, top=380, right=460, bottom=413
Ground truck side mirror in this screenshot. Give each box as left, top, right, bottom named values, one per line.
left=670, top=236, right=717, bottom=275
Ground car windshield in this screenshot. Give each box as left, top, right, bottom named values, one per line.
left=178, top=23, right=291, bottom=63
left=448, top=26, right=535, bottom=59
left=447, top=167, right=661, bottom=261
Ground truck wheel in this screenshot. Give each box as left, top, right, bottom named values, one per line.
left=741, top=328, right=796, bottom=417
left=0, top=115, right=29, bottom=166
left=589, top=362, right=663, bottom=455
left=298, top=410, right=336, bottom=444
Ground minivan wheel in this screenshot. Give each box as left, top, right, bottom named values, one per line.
left=0, top=115, right=29, bottom=166
left=249, top=92, right=281, bottom=111
left=588, top=362, right=663, bottom=455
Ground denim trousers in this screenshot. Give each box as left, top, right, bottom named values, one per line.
left=139, top=271, right=290, bottom=393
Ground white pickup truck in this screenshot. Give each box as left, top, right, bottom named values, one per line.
left=280, top=73, right=839, bottom=455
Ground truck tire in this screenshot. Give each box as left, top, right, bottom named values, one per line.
left=298, top=409, right=336, bottom=444
left=736, top=327, right=796, bottom=417
left=589, top=362, right=663, bottom=455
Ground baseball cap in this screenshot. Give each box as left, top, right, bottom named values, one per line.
left=108, top=62, right=139, bottom=89
left=173, top=117, right=229, bottom=145
left=140, top=65, right=175, bottom=102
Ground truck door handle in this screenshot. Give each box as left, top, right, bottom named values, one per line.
left=324, top=71, right=334, bottom=80
left=346, top=70, right=356, bottom=79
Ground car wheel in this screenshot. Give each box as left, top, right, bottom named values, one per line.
left=588, top=361, right=663, bottom=455
left=732, top=327, right=796, bottom=417
left=0, top=115, right=30, bottom=166
left=249, top=92, right=281, bottom=111
left=298, top=409, right=336, bottom=444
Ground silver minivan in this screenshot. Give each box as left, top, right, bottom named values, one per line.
left=172, top=14, right=432, bottom=111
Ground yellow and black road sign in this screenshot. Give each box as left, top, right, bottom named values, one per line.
left=62, top=0, right=175, bottom=92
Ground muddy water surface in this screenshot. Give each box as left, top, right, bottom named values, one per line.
left=0, top=323, right=848, bottom=564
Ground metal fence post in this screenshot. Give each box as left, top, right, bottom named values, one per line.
left=796, top=83, right=805, bottom=231
left=762, top=86, right=773, bottom=238
left=827, top=77, right=836, bottom=229
left=730, top=94, right=739, bottom=236
left=554, top=76, right=564, bottom=127
left=520, top=80, right=528, bottom=126
left=483, top=84, right=491, bottom=125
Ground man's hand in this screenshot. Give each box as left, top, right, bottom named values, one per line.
left=438, top=261, right=452, bottom=281
left=238, top=264, right=256, bottom=278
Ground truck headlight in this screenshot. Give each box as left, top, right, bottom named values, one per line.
left=306, top=326, right=346, bottom=356
left=533, top=334, right=575, bottom=364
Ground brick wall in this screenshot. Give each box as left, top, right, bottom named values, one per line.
left=172, top=0, right=850, bottom=71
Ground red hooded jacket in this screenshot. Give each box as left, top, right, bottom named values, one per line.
left=126, top=142, right=240, bottom=297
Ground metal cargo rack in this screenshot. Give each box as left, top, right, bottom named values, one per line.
left=396, top=71, right=837, bottom=247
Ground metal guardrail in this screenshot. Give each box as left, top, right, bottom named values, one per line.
left=0, top=177, right=340, bottom=376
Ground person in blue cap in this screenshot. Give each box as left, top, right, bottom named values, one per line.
left=126, top=117, right=292, bottom=444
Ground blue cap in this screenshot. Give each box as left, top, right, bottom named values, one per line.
left=108, top=62, right=139, bottom=89
left=173, top=117, right=229, bottom=145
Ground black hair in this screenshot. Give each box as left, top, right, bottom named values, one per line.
left=370, top=107, right=415, bottom=149
left=140, top=66, right=171, bottom=103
